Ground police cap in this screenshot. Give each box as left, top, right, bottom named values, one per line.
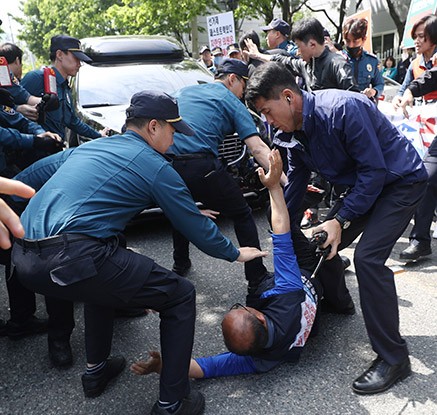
left=126, top=90, right=194, bottom=136
left=50, top=35, right=92, bottom=63
left=217, top=58, right=249, bottom=80
left=260, top=18, right=290, bottom=37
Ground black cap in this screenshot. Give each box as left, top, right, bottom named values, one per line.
left=199, top=45, right=211, bottom=54
left=50, top=35, right=92, bottom=63
left=323, top=28, right=330, bottom=38
left=217, top=58, right=249, bottom=80
left=260, top=18, right=290, bottom=37
left=126, top=90, right=194, bottom=136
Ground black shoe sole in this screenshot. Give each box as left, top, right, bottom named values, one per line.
left=352, top=367, right=412, bottom=395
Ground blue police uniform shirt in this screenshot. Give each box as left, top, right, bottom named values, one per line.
left=278, top=39, right=298, bottom=58
left=194, top=231, right=317, bottom=378
left=277, top=89, right=427, bottom=222
left=21, top=67, right=101, bottom=140
left=0, top=105, right=45, bottom=172
left=167, top=83, right=259, bottom=157
left=343, top=50, right=384, bottom=96
left=5, top=72, right=31, bottom=105
left=14, top=130, right=239, bottom=262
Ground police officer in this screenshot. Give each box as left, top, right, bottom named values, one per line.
left=21, top=35, right=107, bottom=140
left=260, top=18, right=298, bottom=57
left=0, top=87, right=62, bottom=340
left=11, top=90, right=265, bottom=414
left=342, top=18, right=384, bottom=101
left=0, top=42, right=42, bottom=121
left=167, top=59, right=283, bottom=286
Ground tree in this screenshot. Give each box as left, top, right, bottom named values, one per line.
left=385, top=0, right=408, bottom=45
left=17, top=0, right=216, bottom=60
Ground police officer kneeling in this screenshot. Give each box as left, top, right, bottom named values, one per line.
left=11, top=90, right=265, bottom=415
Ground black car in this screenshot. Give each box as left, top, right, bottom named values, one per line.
left=70, top=35, right=270, bottom=209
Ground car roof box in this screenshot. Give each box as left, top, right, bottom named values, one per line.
left=80, top=35, right=185, bottom=65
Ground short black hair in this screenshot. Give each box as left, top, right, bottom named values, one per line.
left=291, top=17, right=324, bottom=45
left=412, top=14, right=437, bottom=45
left=223, top=312, right=268, bottom=356
left=245, top=62, right=301, bottom=108
left=239, top=30, right=261, bottom=51
left=125, top=117, right=167, bottom=130
left=0, top=42, right=23, bottom=64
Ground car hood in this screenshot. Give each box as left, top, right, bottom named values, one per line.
left=78, top=104, right=129, bottom=133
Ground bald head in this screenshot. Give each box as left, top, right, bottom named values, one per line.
left=221, top=307, right=268, bottom=355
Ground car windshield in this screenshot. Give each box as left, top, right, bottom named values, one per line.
left=77, top=60, right=212, bottom=108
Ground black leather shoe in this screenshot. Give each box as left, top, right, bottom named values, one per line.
left=6, top=316, right=48, bottom=340
left=321, top=299, right=356, bottom=315
left=399, top=240, right=431, bottom=261
left=151, top=390, right=205, bottom=415
left=172, top=259, right=192, bottom=277
left=340, top=255, right=351, bottom=270
left=82, top=356, right=126, bottom=398
left=48, top=338, right=73, bottom=368
left=352, top=356, right=411, bottom=395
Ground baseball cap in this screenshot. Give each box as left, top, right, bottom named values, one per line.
left=50, top=35, right=92, bottom=63
left=126, top=91, right=194, bottom=136
left=211, top=46, right=223, bottom=56
left=227, top=43, right=241, bottom=56
left=199, top=45, right=211, bottom=54
left=260, top=18, right=290, bottom=37
left=217, top=58, right=249, bottom=80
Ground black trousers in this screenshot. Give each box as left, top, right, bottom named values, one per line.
left=12, top=235, right=195, bottom=402
left=409, top=138, right=437, bottom=245
left=171, top=156, right=267, bottom=282
left=318, top=180, right=426, bottom=365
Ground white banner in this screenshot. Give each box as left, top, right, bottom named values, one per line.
left=207, top=11, right=236, bottom=53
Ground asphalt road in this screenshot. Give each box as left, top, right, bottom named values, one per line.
left=0, top=209, right=436, bottom=415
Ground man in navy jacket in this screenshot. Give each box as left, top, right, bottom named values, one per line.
left=245, top=62, right=427, bottom=395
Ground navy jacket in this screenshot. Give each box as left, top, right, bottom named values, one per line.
left=278, top=90, right=427, bottom=222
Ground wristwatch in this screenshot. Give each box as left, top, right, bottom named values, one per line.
left=334, top=213, right=351, bottom=229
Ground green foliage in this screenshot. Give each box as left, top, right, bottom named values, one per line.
left=17, top=0, right=216, bottom=60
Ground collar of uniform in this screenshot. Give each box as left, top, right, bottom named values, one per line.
left=51, top=66, right=68, bottom=85
left=419, top=46, right=437, bottom=69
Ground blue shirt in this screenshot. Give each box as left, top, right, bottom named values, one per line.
left=0, top=105, right=45, bottom=172
left=278, top=40, right=298, bottom=58
left=5, top=73, right=31, bottom=105
left=168, top=83, right=259, bottom=156
left=343, top=50, right=384, bottom=96
left=14, top=130, right=239, bottom=262
left=278, top=90, right=427, bottom=222
left=195, top=232, right=317, bottom=378
left=21, top=67, right=101, bottom=140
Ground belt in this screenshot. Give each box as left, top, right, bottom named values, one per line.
left=169, top=153, right=216, bottom=161
left=15, top=234, right=92, bottom=249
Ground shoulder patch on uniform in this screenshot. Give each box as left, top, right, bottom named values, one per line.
left=1, top=106, right=15, bottom=114
left=366, top=63, right=373, bottom=72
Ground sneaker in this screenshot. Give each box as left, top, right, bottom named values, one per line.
left=172, top=260, right=192, bottom=277
left=151, top=390, right=205, bottom=415
left=399, top=240, right=432, bottom=261
left=300, top=209, right=320, bottom=229
left=5, top=316, right=48, bottom=340
left=82, top=356, right=126, bottom=398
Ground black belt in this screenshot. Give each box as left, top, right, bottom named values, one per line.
left=15, top=234, right=92, bottom=249
left=169, top=153, right=215, bottom=161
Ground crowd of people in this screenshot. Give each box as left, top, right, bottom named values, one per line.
left=0, top=11, right=436, bottom=415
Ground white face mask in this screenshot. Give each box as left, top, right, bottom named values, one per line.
left=401, top=52, right=409, bottom=61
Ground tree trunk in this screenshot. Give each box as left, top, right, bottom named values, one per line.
left=385, top=0, right=406, bottom=45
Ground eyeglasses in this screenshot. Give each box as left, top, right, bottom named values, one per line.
left=236, top=76, right=246, bottom=90
left=230, top=302, right=257, bottom=317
